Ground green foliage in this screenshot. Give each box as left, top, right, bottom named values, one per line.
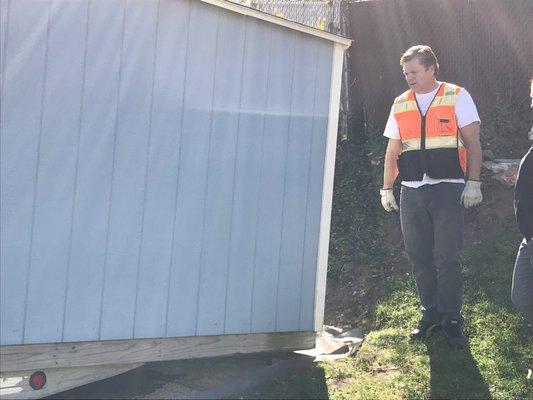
left=328, top=119, right=389, bottom=276
left=479, top=98, right=531, bottom=158
left=327, top=222, right=530, bottom=400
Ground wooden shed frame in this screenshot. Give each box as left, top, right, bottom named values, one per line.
left=0, top=0, right=351, bottom=396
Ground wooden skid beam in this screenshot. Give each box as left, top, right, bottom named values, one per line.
left=1, top=331, right=315, bottom=372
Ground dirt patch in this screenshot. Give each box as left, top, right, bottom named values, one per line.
left=369, top=362, right=400, bottom=375
left=325, top=262, right=386, bottom=331
left=328, top=377, right=355, bottom=390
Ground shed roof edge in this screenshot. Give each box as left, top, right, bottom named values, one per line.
left=199, top=0, right=352, bottom=48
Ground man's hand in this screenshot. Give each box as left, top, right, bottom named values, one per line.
left=380, top=188, right=399, bottom=212
left=381, top=139, right=401, bottom=213
left=461, top=180, right=482, bottom=208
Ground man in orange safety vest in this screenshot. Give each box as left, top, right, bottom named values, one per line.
left=380, top=45, right=483, bottom=348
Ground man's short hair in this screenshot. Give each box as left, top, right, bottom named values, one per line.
left=400, top=45, right=440, bottom=75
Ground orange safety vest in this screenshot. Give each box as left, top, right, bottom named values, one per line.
left=393, top=82, right=467, bottom=181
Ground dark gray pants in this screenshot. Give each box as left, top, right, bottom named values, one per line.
left=400, top=183, right=465, bottom=324
left=511, top=239, right=533, bottom=324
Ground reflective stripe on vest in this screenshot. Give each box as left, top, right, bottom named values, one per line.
left=393, top=82, right=467, bottom=179
left=401, top=136, right=466, bottom=152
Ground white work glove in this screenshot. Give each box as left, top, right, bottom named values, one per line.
left=380, top=188, right=399, bottom=212
left=460, top=180, right=482, bottom=208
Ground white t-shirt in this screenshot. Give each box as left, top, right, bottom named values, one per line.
left=383, top=82, right=480, bottom=188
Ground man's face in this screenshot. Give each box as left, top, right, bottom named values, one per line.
left=402, top=58, right=436, bottom=94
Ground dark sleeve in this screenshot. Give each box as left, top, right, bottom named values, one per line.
left=515, top=146, right=533, bottom=240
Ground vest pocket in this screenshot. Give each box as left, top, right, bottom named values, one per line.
left=435, top=115, right=455, bottom=135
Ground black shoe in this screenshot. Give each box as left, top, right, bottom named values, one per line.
left=410, top=320, right=439, bottom=340
left=442, top=320, right=467, bottom=348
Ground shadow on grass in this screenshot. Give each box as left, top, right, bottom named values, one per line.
left=425, top=336, right=491, bottom=400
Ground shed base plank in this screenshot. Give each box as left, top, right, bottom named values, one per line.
left=1, top=331, right=315, bottom=372
left=0, top=363, right=143, bottom=399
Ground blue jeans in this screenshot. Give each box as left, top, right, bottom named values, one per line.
left=400, top=183, right=465, bottom=324
left=511, top=239, right=533, bottom=324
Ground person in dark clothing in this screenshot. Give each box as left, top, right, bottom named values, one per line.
left=511, top=145, right=533, bottom=324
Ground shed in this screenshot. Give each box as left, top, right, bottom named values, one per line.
left=0, top=0, right=350, bottom=395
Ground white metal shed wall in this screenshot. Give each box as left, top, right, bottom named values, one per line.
left=0, top=0, right=334, bottom=345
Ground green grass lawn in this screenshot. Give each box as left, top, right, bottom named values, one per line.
left=242, top=222, right=532, bottom=399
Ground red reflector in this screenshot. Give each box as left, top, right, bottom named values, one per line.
left=29, top=371, right=46, bottom=390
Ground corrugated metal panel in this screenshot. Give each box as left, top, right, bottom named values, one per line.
left=0, top=0, right=333, bottom=345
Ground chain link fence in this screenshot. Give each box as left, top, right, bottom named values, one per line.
left=230, top=0, right=344, bottom=34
